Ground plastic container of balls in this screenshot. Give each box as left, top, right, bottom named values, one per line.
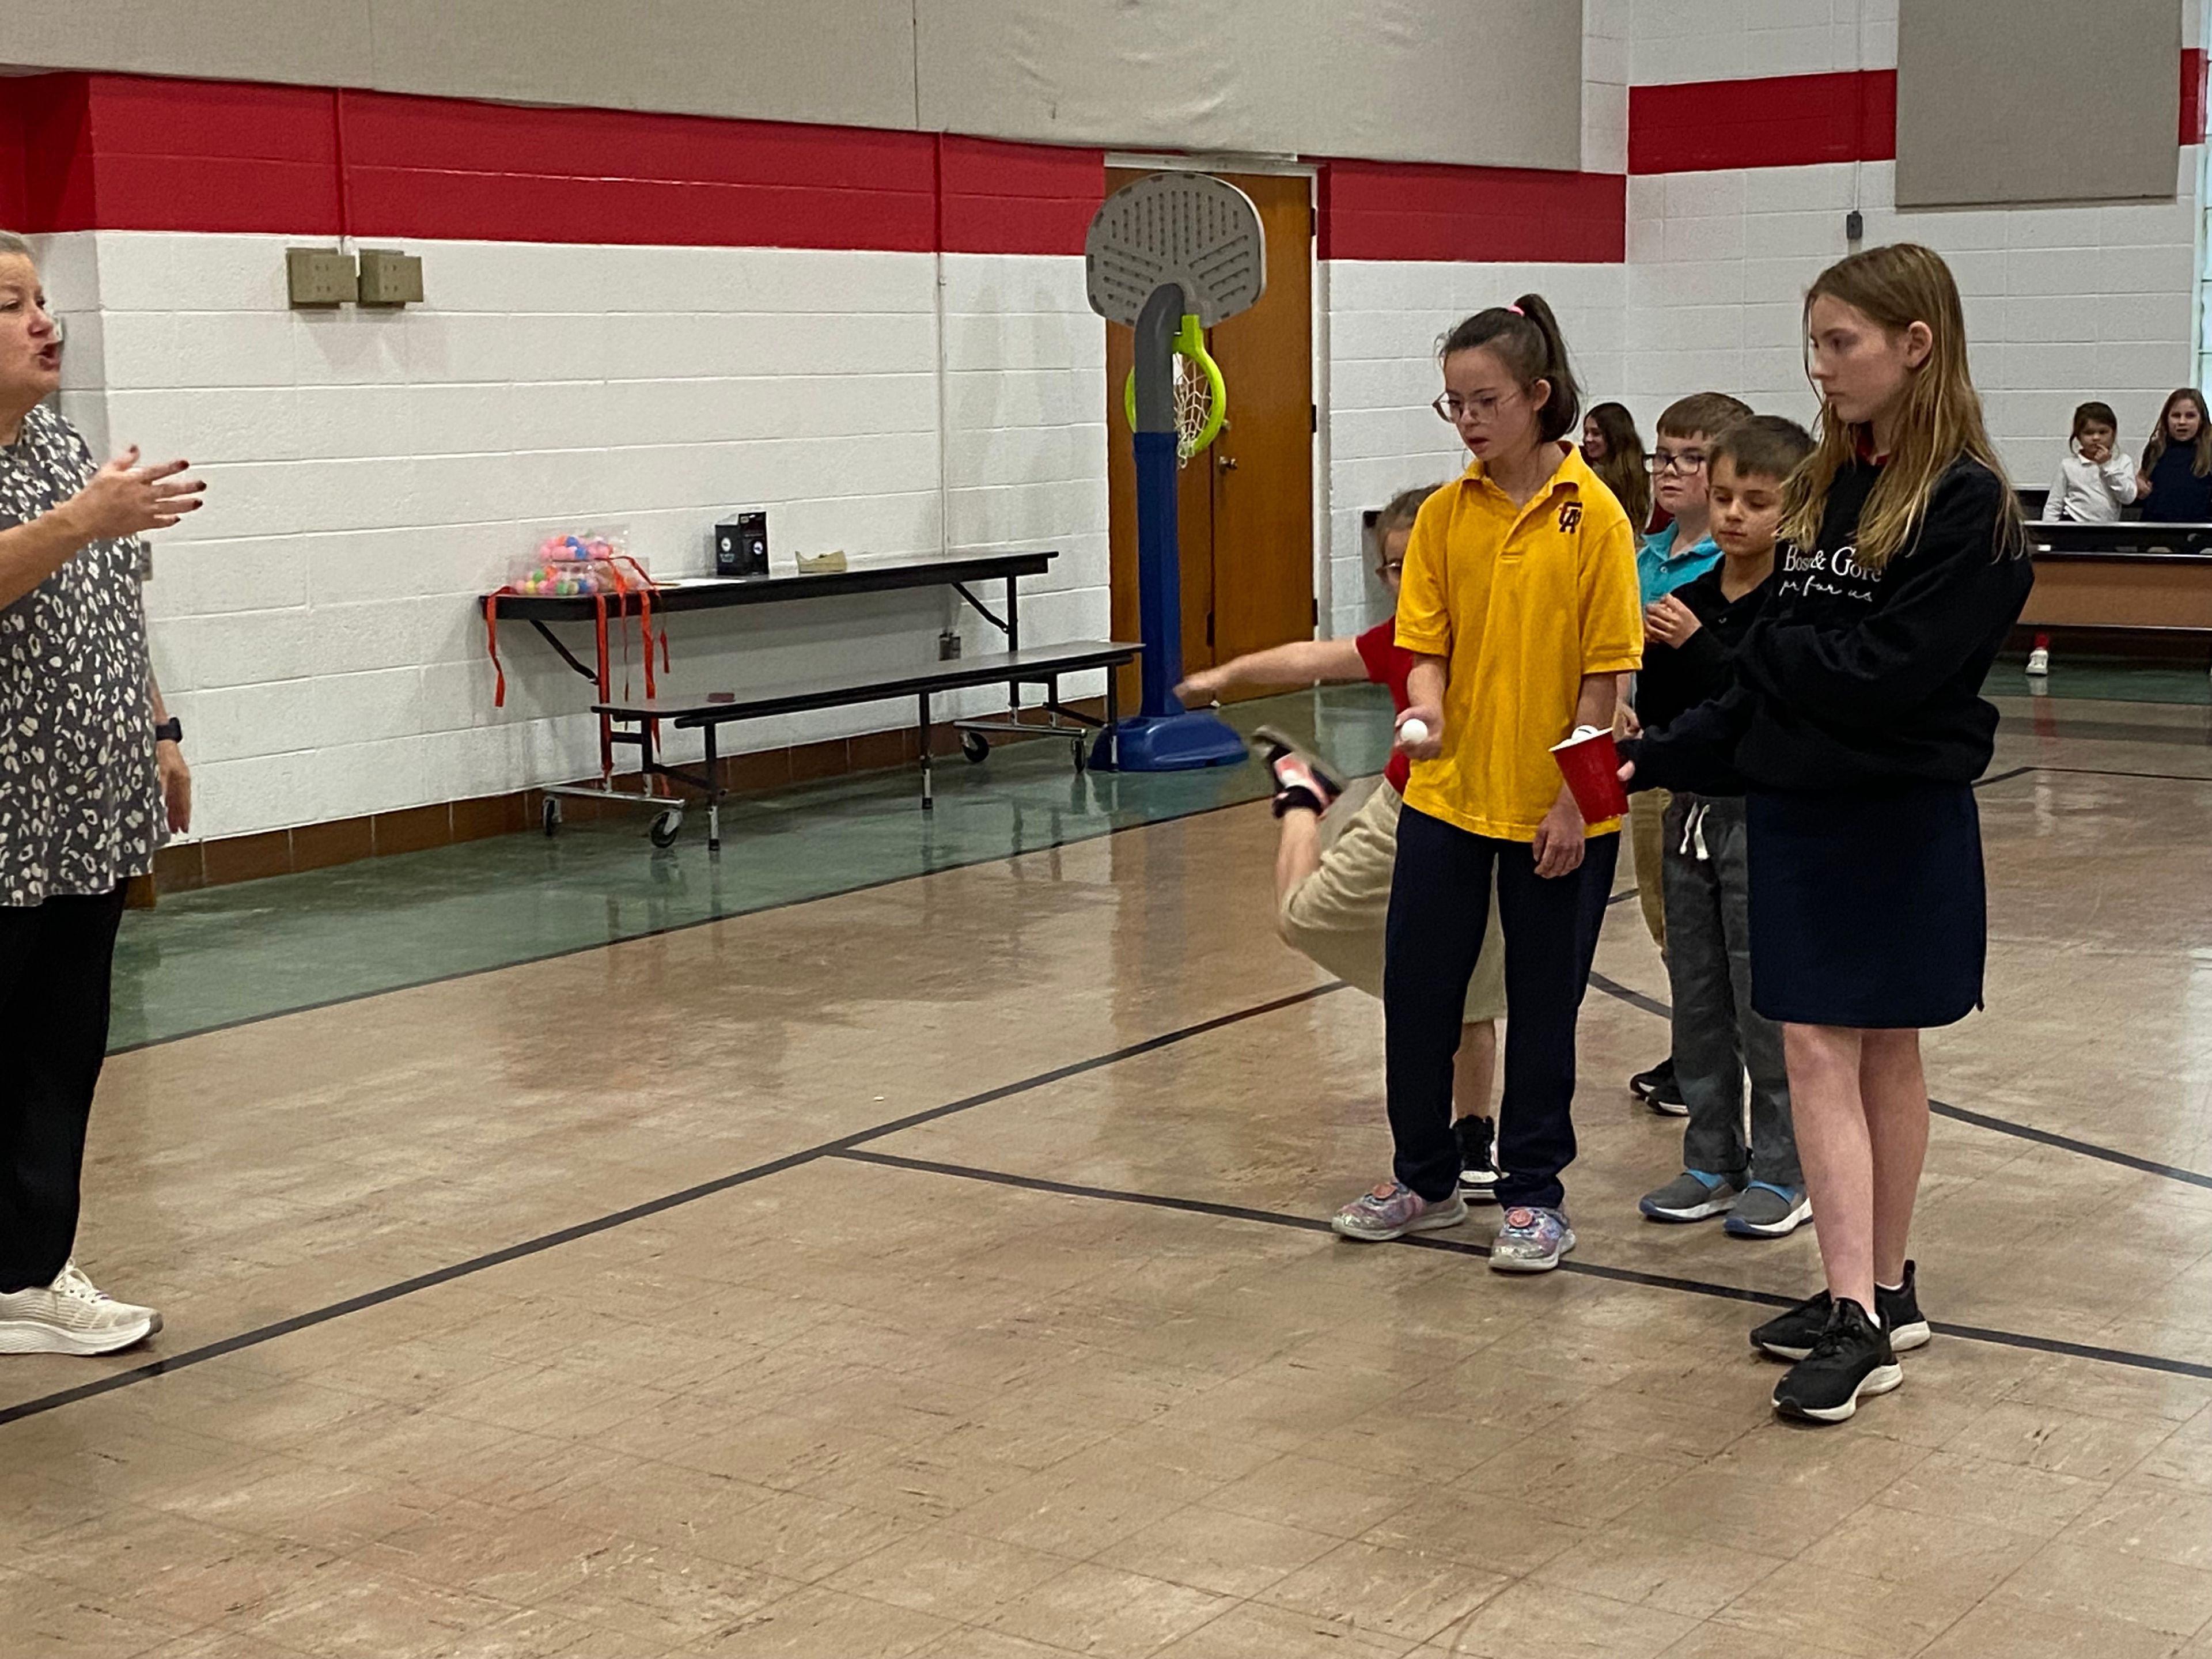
left=510, top=531, right=637, bottom=598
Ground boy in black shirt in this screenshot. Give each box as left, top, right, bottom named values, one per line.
left=1635, top=416, right=1816, bottom=1237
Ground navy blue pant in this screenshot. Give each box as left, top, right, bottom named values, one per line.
left=1384, top=807, right=1618, bottom=1210
left=0, top=887, right=126, bottom=1293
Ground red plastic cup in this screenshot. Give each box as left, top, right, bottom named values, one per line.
left=1550, top=725, right=1630, bottom=823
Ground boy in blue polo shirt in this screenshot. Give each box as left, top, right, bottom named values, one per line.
left=1624, top=392, right=1749, bottom=1113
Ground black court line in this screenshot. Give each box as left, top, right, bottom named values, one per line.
left=2017, top=763, right=2212, bottom=787
left=1581, top=962, right=2212, bottom=1195
left=1585, top=970, right=1671, bottom=1020
left=837, top=1147, right=2212, bottom=1383
left=1974, top=764, right=2036, bottom=790
left=0, top=980, right=1351, bottom=1429
left=1927, top=1099, right=2212, bottom=1192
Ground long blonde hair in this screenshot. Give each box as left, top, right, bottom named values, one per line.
left=1780, top=243, right=2024, bottom=571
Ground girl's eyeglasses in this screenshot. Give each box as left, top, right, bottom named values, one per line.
left=1432, top=390, right=1514, bottom=425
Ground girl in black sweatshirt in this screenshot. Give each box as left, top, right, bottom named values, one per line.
left=1622, top=244, right=2032, bottom=1426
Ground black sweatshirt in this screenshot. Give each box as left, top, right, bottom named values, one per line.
left=1633, top=562, right=1774, bottom=738
left=2139, top=442, right=2212, bottom=522
left=1626, top=456, right=2033, bottom=796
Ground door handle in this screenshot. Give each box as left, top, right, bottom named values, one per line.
left=1215, top=453, right=1238, bottom=472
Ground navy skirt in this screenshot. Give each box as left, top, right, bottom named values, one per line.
left=1746, top=785, right=1986, bottom=1029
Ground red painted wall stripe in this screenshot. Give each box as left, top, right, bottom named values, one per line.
left=1630, top=70, right=1896, bottom=175
left=0, top=97, right=26, bottom=230
left=1635, top=51, right=2205, bottom=175
left=7, top=73, right=1618, bottom=265
left=1320, top=161, right=1624, bottom=263
left=9, top=74, right=1107, bottom=256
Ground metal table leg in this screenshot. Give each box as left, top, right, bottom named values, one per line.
left=919, top=691, right=934, bottom=810
left=703, top=721, right=721, bottom=851
left=1005, top=573, right=1021, bottom=720
left=1103, top=663, right=1120, bottom=769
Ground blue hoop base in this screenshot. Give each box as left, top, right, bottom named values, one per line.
left=1092, top=711, right=1247, bottom=772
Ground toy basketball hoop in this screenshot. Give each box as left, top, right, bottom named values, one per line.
left=1084, top=172, right=1266, bottom=771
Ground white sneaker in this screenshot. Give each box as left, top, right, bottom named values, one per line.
left=0, top=1261, right=162, bottom=1356
left=2025, top=645, right=2050, bottom=676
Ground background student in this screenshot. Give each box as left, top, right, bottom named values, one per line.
left=2044, top=400, right=2138, bottom=523
left=1624, top=391, right=1751, bottom=1116
left=1631, top=415, right=1815, bottom=1241
left=1332, top=295, right=1641, bottom=1272
left=2135, top=388, right=2212, bottom=521
left=1581, top=402, right=1653, bottom=536
left=1176, top=485, right=1508, bottom=1200
left=1622, top=244, right=2033, bottom=1424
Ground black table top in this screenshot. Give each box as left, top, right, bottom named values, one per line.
left=2030, top=521, right=2212, bottom=558
left=489, top=550, right=1057, bottom=620
left=594, top=640, right=1139, bottom=725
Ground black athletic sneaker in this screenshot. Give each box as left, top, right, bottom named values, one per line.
left=1628, top=1057, right=1687, bottom=1116
left=1751, top=1260, right=1931, bottom=1362
left=1454, top=1115, right=1501, bottom=1204
left=1771, top=1298, right=1902, bottom=1423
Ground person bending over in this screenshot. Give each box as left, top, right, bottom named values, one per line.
left=1176, top=485, right=1506, bottom=1200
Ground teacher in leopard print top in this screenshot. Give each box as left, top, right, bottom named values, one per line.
left=0, top=229, right=203, bottom=1358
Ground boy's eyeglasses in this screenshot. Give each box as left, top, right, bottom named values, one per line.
left=1647, top=450, right=1709, bottom=475
left=1432, top=391, right=1514, bottom=425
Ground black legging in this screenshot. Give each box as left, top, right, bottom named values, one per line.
left=1383, top=809, right=1616, bottom=1210
left=0, top=887, right=126, bottom=1293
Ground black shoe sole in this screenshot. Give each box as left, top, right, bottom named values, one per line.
left=1774, top=1361, right=1903, bottom=1423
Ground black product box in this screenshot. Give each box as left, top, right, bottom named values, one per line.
left=715, top=512, right=768, bottom=578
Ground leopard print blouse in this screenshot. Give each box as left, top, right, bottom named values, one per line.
left=0, top=403, right=161, bottom=906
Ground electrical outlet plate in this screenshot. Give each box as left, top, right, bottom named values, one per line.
left=286, top=248, right=357, bottom=308
left=356, top=248, right=424, bottom=308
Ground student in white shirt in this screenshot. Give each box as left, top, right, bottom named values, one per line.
left=2045, top=400, right=2138, bottom=522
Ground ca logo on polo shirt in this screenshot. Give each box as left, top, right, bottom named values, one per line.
left=1558, top=502, right=1582, bottom=533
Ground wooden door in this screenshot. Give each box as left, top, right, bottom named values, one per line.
left=1105, top=168, right=1314, bottom=704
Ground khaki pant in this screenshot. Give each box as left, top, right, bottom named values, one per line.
left=1278, top=779, right=1507, bottom=1021
left=1630, top=786, right=1673, bottom=957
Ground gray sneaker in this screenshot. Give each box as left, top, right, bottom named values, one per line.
left=1639, top=1169, right=1744, bottom=1224
left=1488, top=1206, right=1575, bottom=1272
left=1724, top=1182, right=1812, bottom=1238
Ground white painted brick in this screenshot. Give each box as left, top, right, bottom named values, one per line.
left=1743, top=24, right=1838, bottom=77
left=2003, top=208, right=2107, bottom=251
left=139, top=539, right=310, bottom=619
left=1663, top=214, right=1748, bottom=263
left=2099, top=243, right=2198, bottom=294
left=1745, top=164, right=1855, bottom=215
left=2005, top=247, right=2111, bottom=297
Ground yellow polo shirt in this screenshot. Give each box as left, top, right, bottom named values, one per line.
left=1395, top=442, right=1642, bottom=841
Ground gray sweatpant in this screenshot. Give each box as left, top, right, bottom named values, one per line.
left=1663, top=793, right=1799, bottom=1189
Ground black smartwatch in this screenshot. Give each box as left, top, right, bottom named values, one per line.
left=153, top=717, right=183, bottom=745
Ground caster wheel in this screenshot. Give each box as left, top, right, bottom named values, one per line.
left=541, top=796, right=563, bottom=836
left=649, top=808, right=683, bottom=849
left=961, top=730, right=990, bottom=763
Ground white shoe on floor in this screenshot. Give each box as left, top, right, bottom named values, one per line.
left=0, top=1261, right=162, bottom=1356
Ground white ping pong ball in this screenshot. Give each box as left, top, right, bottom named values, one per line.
left=1399, top=717, right=1430, bottom=747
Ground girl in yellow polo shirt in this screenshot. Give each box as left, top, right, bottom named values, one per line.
left=1331, top=294, right=1642, bottom=1271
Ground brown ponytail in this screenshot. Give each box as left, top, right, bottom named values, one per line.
left=1438, top=293, right=1581, bottom=442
